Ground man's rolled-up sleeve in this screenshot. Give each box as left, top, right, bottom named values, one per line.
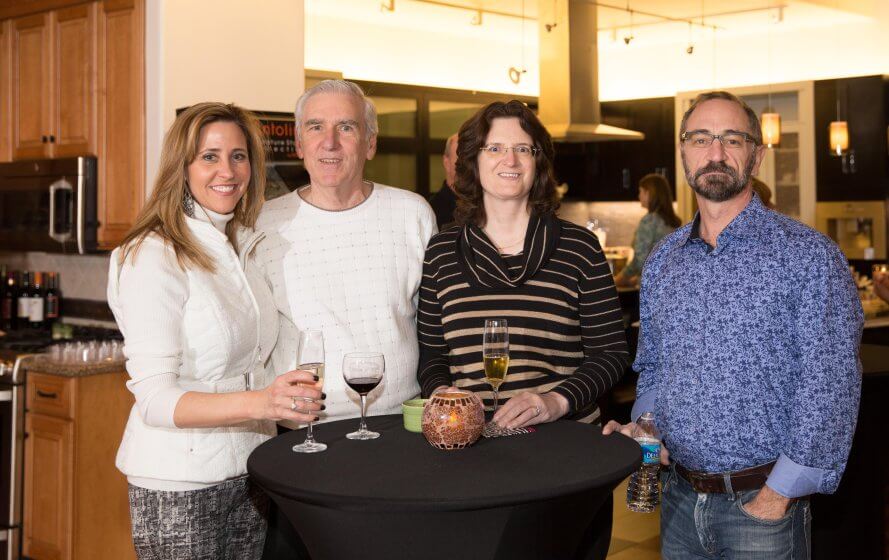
left=767, top=241, right=863, bottom=498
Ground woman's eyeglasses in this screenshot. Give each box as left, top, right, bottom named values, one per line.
left=479, top=144, right=539, bottom=159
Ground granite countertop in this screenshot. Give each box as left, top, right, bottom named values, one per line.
left=25, top=355, right=126, bottom=377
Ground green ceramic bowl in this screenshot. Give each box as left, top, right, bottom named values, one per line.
left=402, top=398, right=428, bottom=433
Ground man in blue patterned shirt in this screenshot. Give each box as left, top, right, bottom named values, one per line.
left=604, top=91, right=863, bottom=559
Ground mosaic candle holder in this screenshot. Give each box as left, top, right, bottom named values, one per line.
left=421, top=390, right=484, bottom=450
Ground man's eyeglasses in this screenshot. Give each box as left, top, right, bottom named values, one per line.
left=680, top=131, right=759, bottom=150
left=479, top=144, right=539, bottom=159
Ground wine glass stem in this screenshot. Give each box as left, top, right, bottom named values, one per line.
left=305, top=421, right=316, bottom=443
left=492, top=388, right=499, bottom=412
left=359, top=394, right=368, bottom=432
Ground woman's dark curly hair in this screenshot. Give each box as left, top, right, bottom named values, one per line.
left=453, top=100, right=559, bottom=226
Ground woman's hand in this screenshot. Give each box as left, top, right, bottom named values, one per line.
left=255, top=369, right=324, bottom=423
left=430, top=385, right=459, bottom=396
left=614, top=272, right=638, bottom=288
left=492, top=391, right=569, bottom=430
left=874, top=273, right=889, bottom=304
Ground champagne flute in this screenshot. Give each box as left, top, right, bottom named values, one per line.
left=342, top=352, right=384, bottom=440
left=483, top=319, right=509, bottom=412
left=292, top=329, right=326, bottom=453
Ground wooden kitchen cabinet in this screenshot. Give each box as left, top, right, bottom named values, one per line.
left=10, top=11, right=50, bottom=160
left=24, top=371, right=135, bottom=560
left=0, top=0, right=144, bottom=248
left=0, top=18, right=10, bottom=162
left=96, top=0, right=144, bottom=249
left=10, top=4, right=96, bottom=160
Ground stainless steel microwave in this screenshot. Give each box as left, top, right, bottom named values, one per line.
left=0, top=157, right=98, bottom=254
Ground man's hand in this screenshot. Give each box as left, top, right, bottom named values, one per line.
left=741, top=485, right=791, bottom=521
left=602, top=420, right=671, bottom=465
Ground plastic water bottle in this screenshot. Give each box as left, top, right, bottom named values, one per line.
left=626, top=412, right=661, bottom=513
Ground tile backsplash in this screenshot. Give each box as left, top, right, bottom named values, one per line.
left=0, top=251, right=110, bottom=302
left=557, top=200, right=649, bottom=248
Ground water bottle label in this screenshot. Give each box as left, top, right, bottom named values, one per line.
left=639, top=442, right=660, bottom=465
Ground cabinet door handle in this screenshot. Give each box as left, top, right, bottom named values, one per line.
left=41, top=135, right=48, bottom=143
left=36, top=390, right=58, bottom=400
left=49, top=135, right=56, bottom=143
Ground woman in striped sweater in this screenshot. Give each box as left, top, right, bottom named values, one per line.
left=417, top=100, right=629, bottom=430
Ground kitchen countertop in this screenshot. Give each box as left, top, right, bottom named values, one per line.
left=24, top=356, right=125, bottom=377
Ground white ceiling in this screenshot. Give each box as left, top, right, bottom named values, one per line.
left=401, top=0, right=874, bottom=42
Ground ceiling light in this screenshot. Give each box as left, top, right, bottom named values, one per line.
left=829, top=121, right=849, bottom=156
left=762, top=112, right=781, bottom=148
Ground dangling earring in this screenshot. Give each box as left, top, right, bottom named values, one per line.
left=182, top=187, right=196, bottom=218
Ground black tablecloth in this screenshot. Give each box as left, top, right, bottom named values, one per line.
left=248, top=415, right=640, bottom=560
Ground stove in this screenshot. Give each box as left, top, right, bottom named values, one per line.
left=0, top=325, right=120, bottom=559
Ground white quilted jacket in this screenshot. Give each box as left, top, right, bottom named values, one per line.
left=107, top=216, right=278, bottom=486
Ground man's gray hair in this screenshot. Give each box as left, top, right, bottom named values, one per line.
left=679, top=91, right=762, bottom=146
left=294, top=79, right=379, bottom=142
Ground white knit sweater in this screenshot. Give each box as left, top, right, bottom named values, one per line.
left=255, top=184, right=436, bottom=427
left=107, top=211, right=278, bottom=490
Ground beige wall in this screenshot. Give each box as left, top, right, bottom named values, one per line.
left=146, top=0, right=305, bottom=194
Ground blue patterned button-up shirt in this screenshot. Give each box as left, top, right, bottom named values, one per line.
left=631, top=194, right=863, bottom=498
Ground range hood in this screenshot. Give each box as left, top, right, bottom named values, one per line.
left=538, top=0, right=644, bottom=142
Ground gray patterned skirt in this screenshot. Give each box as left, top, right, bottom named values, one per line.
left=128, top=476, right=269, bottom=560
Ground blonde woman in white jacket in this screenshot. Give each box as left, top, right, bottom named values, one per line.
left=107, top=103, right=323, bottom=560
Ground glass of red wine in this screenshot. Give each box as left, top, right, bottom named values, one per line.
left=343, top=352, right=384, bottom=440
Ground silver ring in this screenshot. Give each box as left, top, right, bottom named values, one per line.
left=534, top=405, right=541, bottom=416
left=291, top=397, right=297, bottom=412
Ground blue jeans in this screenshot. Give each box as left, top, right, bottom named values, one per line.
left=660, top=465, right=811, bottom=560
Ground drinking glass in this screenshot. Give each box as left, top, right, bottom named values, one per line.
left=342, top=352, right=385, bottom=440
left=292, top=329, right=327, bottom=453
left=483, top=319, right=509, bottom=412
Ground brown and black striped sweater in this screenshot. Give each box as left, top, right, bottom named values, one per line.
left=416, top=216, right=629, bottom=423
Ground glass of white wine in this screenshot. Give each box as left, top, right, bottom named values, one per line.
left=292, top=329, right=326, bottom=453
left=483, top=319, right=509, bottom=412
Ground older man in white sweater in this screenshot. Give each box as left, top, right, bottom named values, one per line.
left=255, top=80, right=437, bottom=432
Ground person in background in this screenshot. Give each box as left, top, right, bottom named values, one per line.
left=614, top=173, right=681, bottom=287
left=429, top=132, right=459, bottom=229
left=604, top=91, right=863, bottom=559
left=107, top=103, right=322, bottom=559
left=255, top=79, right=437, bottom=559
left=417, top=100, right=628, bottom=559
left=751, top=176, right=776, bottom=209
left=875, top=268, right=889, bottom=302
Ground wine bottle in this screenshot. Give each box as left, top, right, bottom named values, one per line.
left=45, top=272, right=60, bottom=326
left=29, top=271, right=45, bottom=330
left=1, top=270, right=15, bottom=331
left=16, top=271, right=31, bottom=329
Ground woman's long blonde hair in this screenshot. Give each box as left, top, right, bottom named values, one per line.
left=117, top=102, right=267, bottom=271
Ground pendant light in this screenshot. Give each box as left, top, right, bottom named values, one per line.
left=762, top=112, right=781, bottom=147
left=829, top=84, right=849, bottom=156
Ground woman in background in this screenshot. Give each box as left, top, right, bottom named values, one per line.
left=108, top=102, right=322, bottom=559
left=614, top=173, right=681, bottom=287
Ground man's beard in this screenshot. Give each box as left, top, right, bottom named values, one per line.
left=683, top=152, right=756, bottom=203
